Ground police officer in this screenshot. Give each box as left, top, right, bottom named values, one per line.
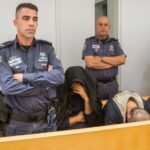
left=0, top=3, right=64, bottom=136
left=82, top=16, right=126, bottom=100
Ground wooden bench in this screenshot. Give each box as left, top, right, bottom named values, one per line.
left=0, top=121, right=150, bottom=150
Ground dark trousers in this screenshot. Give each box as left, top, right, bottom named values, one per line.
left=98, top=80, right=118, bottom=100
left=5, top=111, right=57, bottom=136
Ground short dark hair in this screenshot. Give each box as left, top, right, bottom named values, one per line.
left=16, top=3, right=38, bottom=17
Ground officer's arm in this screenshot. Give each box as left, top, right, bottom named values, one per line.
left=0, top=54, right=47, bottom=96
left=23, top=45, right=64, bottom=87
left=84, top=56, right=113, bottom=69
left=82, top=39, right=113, bottom=69
left=101, top=40, right=126, bottom=66
left=23, top=66, right=64, bottom=87
left=101, top=54, right=126, bottom=66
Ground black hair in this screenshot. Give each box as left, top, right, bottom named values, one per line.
left=16, top=3, right=38, bottom=17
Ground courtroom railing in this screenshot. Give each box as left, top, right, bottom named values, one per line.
left=0, top=121, right=150, bottom=150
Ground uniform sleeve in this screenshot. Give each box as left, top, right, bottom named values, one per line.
left=0, top=52, right=47, bottom=96
left=104, top=100, right=123, bottom=125
left=114, top=41, right=126, bottom=56
left=23, top=45, right=64, bottom=87
left=82, top=39, right=94, bottom=59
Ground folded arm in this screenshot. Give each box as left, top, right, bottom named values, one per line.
left=84, top=54, right=126, bottom=69
left=23, top=47, right=64, bottom=87
left=84, top=56, right=113, bottom=69
left=0, top=58, right=48, bottom=96
left=101, top=54, right=126, bottom=66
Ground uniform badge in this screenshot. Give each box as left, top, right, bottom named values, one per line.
left=8, top=56, right=22, bottom=67
left=92, top=44, right=100, bottom=52
left=38, top=52, right=48, bottom=62
left=109, top=44, right=115, bottom=52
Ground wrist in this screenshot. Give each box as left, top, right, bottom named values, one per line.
left=101, top=57, right=104, bottom=61
left=84, top=96, right=89, bottom=103
left=82, top=93, right=89, bottom=101
left=69, top=116, right=77, bottom=126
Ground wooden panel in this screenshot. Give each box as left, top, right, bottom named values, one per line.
left=142, top=96, right=150, bottom=100
left=0, top=121, right=150, bottom=150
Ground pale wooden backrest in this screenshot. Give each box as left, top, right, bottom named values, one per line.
left=0, top=121, right=150, bottom=150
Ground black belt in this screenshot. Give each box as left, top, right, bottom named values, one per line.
left=11, top=111, right=47, bottom=122
left=97, top=77, right=116, bottom=83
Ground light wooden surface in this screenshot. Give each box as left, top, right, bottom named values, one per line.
left=0, top=121, right=150, bottom=150
left=142, top=96, right=150, bottom=100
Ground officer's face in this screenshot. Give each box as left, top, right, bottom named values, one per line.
left=14, top=8, right=38, bottom=40
left=96, top=16, right=110, bottom=39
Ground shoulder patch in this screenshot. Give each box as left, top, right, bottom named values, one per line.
left=0, top=41, right=13, bottom=50
left=37, top=40, right=52, bottom=45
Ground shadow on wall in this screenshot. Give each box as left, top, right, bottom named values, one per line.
left=142, top=64, right=150, bottom=95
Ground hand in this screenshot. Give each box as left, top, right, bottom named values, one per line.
left=71, top=83, right=89, bottom=102
left=13, top=73, right=23, bottom=82
left=69, top=111, right=85, bottom=126
left=41, top=64, right=53, bottom=71
left=95, top=56, right=102, bottom=61
left=48, top=65, right=53, bottom=71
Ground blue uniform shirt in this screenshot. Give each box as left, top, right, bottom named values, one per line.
left=82, top=36, right=125, bottom=80
left=0, top=38, right=64, bottom=114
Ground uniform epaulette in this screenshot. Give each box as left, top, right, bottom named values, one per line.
left=86, top=36, right=95, bottom=40
left=0, top=41, right=13, bottom=50
left=37, top=40, right=52, bottom=45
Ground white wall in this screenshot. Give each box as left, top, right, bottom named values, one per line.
left=56, top=0, right=95, bottom=69
left=119, top=0, right=150, bottom=95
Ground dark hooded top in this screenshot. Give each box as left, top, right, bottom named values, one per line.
left=56, top=66, right=102, bottom=130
